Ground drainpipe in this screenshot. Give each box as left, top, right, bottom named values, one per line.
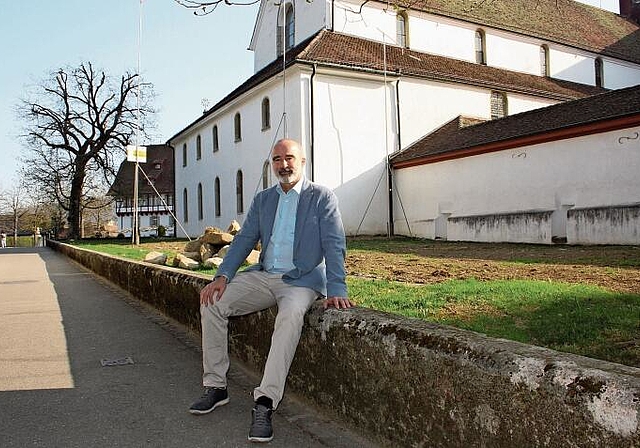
left=331, top=0, right=335, bottom=31
left=310, top=64, right=317, bottom=181
left=388, top=79, right=401, bottom=236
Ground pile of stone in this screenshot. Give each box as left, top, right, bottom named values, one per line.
left=144, top=221, right=260, bottom=270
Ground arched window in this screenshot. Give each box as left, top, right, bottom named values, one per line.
left=182, top=143, right=187, bottom=167
left=285, top=4, right=295, bottom=50
left=234, top=112, right=242, bottom=142
left=196, top=135, right=202, bottom=160
left=183, top=188, right=189, bottom=223
left=277, top=3, right=295, bottom=56
left=214, top=177, right=221, bottom=217
left=595, top=57, right=604, bottom=87
left=236, top=170, right=244, bottom=214
left=490, top=91, right=507, bottom=119
left=475, top=29, right=486, bottom=65
left=396, top=12, right=408, bottom=48
left=212, top=125, right=219, bottom=152
left=261, top=97, right=271, bottom=131
left=197, top=183, right=203, bottom=220
left=540, top=45, right=550, bottom=77
left=262, top=161, right=270, bottom=190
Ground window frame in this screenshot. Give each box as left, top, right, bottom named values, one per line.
left=262, top=161, right=270, bottom=190
left=595, top=57, right=604, bottom=87
left=540, top=45, right=550, bottom=77
left=236, top=170, right=244, bottom=214
left=277, top=3, right=295, bottom=56
left=196, top=135, right=202, bottom=160
left=396, top=11, right=408, bottom=48
left=182, top=143, right=187, bottom=167
left=261, top=97, right=271, bottom=131
left=212, top=125, right=219, bottom=152
left=490, top=91, right=508, bottom=119
left=183, top=188, right=189, bottom=223
left=214, top=177, right=221, bottom=217
left=234, top=112, right=242, bottom=142
left=197, top=183, right=203, bottom=220
left=475, top=29, right=486, bottom=65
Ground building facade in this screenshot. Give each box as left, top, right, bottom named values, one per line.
left=169, top=0, right=640, bottom=243
left=108, top=144, right=176, bottom=237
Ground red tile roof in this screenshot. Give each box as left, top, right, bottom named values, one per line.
left=108, top=145, right=175, bottom=197
left=169, top=30, right=606, bottom=142
left=297, top=32, right=604, bottom=100
left=390, top=83, right=640, bottom=166
left=394, top=0, right=640, bottom=64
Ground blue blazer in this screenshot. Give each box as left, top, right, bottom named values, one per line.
left=216, top=178, right=348, bottom=298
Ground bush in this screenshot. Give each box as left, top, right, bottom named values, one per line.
left=157, top=225, right=166, bottom=237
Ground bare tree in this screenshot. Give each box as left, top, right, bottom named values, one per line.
left=174, top=0, right=259, bottom=15
left=0, top=182, right=29, bottom=244
left=18, top=62, right=154, bottom=239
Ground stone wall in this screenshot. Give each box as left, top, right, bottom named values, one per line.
left=48, top=241, right=640, bottom=448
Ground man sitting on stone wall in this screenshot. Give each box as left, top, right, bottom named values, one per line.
left=189, top=138, right=354, bottom=443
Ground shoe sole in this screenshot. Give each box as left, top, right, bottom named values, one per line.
left=248, top=435, right=273, bottom=443
left=188, top=397, right=229, bottom=415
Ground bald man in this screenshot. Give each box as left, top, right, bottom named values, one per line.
left=189, top=139, right=353, bottom=443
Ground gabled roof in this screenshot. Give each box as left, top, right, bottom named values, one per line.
left=168, top=30, right=603, bottom=142
left=390, top=83, right=640, bottom=167
left=390, top=0, right=640, bottom=64
left=297, top=32, right=604, bottom=99
left=108, top=144, right=175, bottom=197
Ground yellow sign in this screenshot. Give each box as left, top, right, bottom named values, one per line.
left=127, top=145, right=147, bottom=163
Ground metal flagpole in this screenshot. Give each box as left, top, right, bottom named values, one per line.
left=132, top=0, right=144, bottom=245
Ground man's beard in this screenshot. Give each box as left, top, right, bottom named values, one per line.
left=277, top=169, right=297, bottom=184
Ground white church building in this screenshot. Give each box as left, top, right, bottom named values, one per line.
left=168, top=0, right=640, bottom=244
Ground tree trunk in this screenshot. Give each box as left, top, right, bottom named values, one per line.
left=67, top=164, right=86, bottom=239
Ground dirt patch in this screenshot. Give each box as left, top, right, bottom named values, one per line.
left=141, top=237, right=640, bottom=294
left=346, top=238, right=640, bottom=294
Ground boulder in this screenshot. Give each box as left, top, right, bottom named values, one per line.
left=200, top=243, right=215, bottom=262
left=245, top=250, right=260, bottom=265
left=202, top=256, right=224, bottom=269
left=227, top=220, right=241, bottom=235
left=176, top=253, right=200, bottom=270
left=144, top=251, right=167, bottom=265
left=184, top=238, right=202, bottom=253
left=201, top=231, right=234, bottom=245
left=215, top=245, right=231, bottom=258
left=182, top=251, right=201, bottom=262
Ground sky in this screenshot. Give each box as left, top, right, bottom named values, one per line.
left=0, top=0, right=621, bottom=190
left=0, top=0, right=259, bottom=189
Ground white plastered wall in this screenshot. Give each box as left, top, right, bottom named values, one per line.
left=172, top=70, right=306, bottom=238
left=393, top=126, right=640, bottom=244
left=311, top=70, right=397, bottom=235
left=252, top=0, right=328, bottom=72
left=330, top=0, right=640, bottom=88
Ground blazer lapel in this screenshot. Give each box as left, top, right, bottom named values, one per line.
left=262, top=187, right=279, bottom=244
left=294, top=180, right=313, bottom=253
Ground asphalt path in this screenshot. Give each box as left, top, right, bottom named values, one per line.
left=0, top=247, right=376, bottom=448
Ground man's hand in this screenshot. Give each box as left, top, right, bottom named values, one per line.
left=200, top=276, right=228, bottom=306
left=323, top=297, right=354, bottom=310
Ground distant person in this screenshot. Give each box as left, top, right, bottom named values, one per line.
left=189, top=139, right=353, bottom=443
left=0, top=230, right=6, bottom=248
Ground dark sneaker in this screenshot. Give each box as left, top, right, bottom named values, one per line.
left=188, top=387, right=229, bottom=415
left=248, top=402, right=273, bottom=443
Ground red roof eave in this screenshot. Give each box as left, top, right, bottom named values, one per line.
left=392, top=114, right=640, bottom=169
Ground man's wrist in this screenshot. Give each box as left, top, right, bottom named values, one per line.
left=214, top=274, right=229, bottom=283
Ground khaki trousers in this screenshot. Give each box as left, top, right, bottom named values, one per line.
left=200, top=270, right=318, bottom=409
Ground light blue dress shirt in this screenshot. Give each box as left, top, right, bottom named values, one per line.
left=262, top=179, right=303, bottom=273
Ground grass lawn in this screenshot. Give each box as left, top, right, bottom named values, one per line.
left=71, top=237, right=640, bottom=367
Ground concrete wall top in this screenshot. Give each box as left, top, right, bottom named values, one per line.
left=49, top=240, right=640, bottom=447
